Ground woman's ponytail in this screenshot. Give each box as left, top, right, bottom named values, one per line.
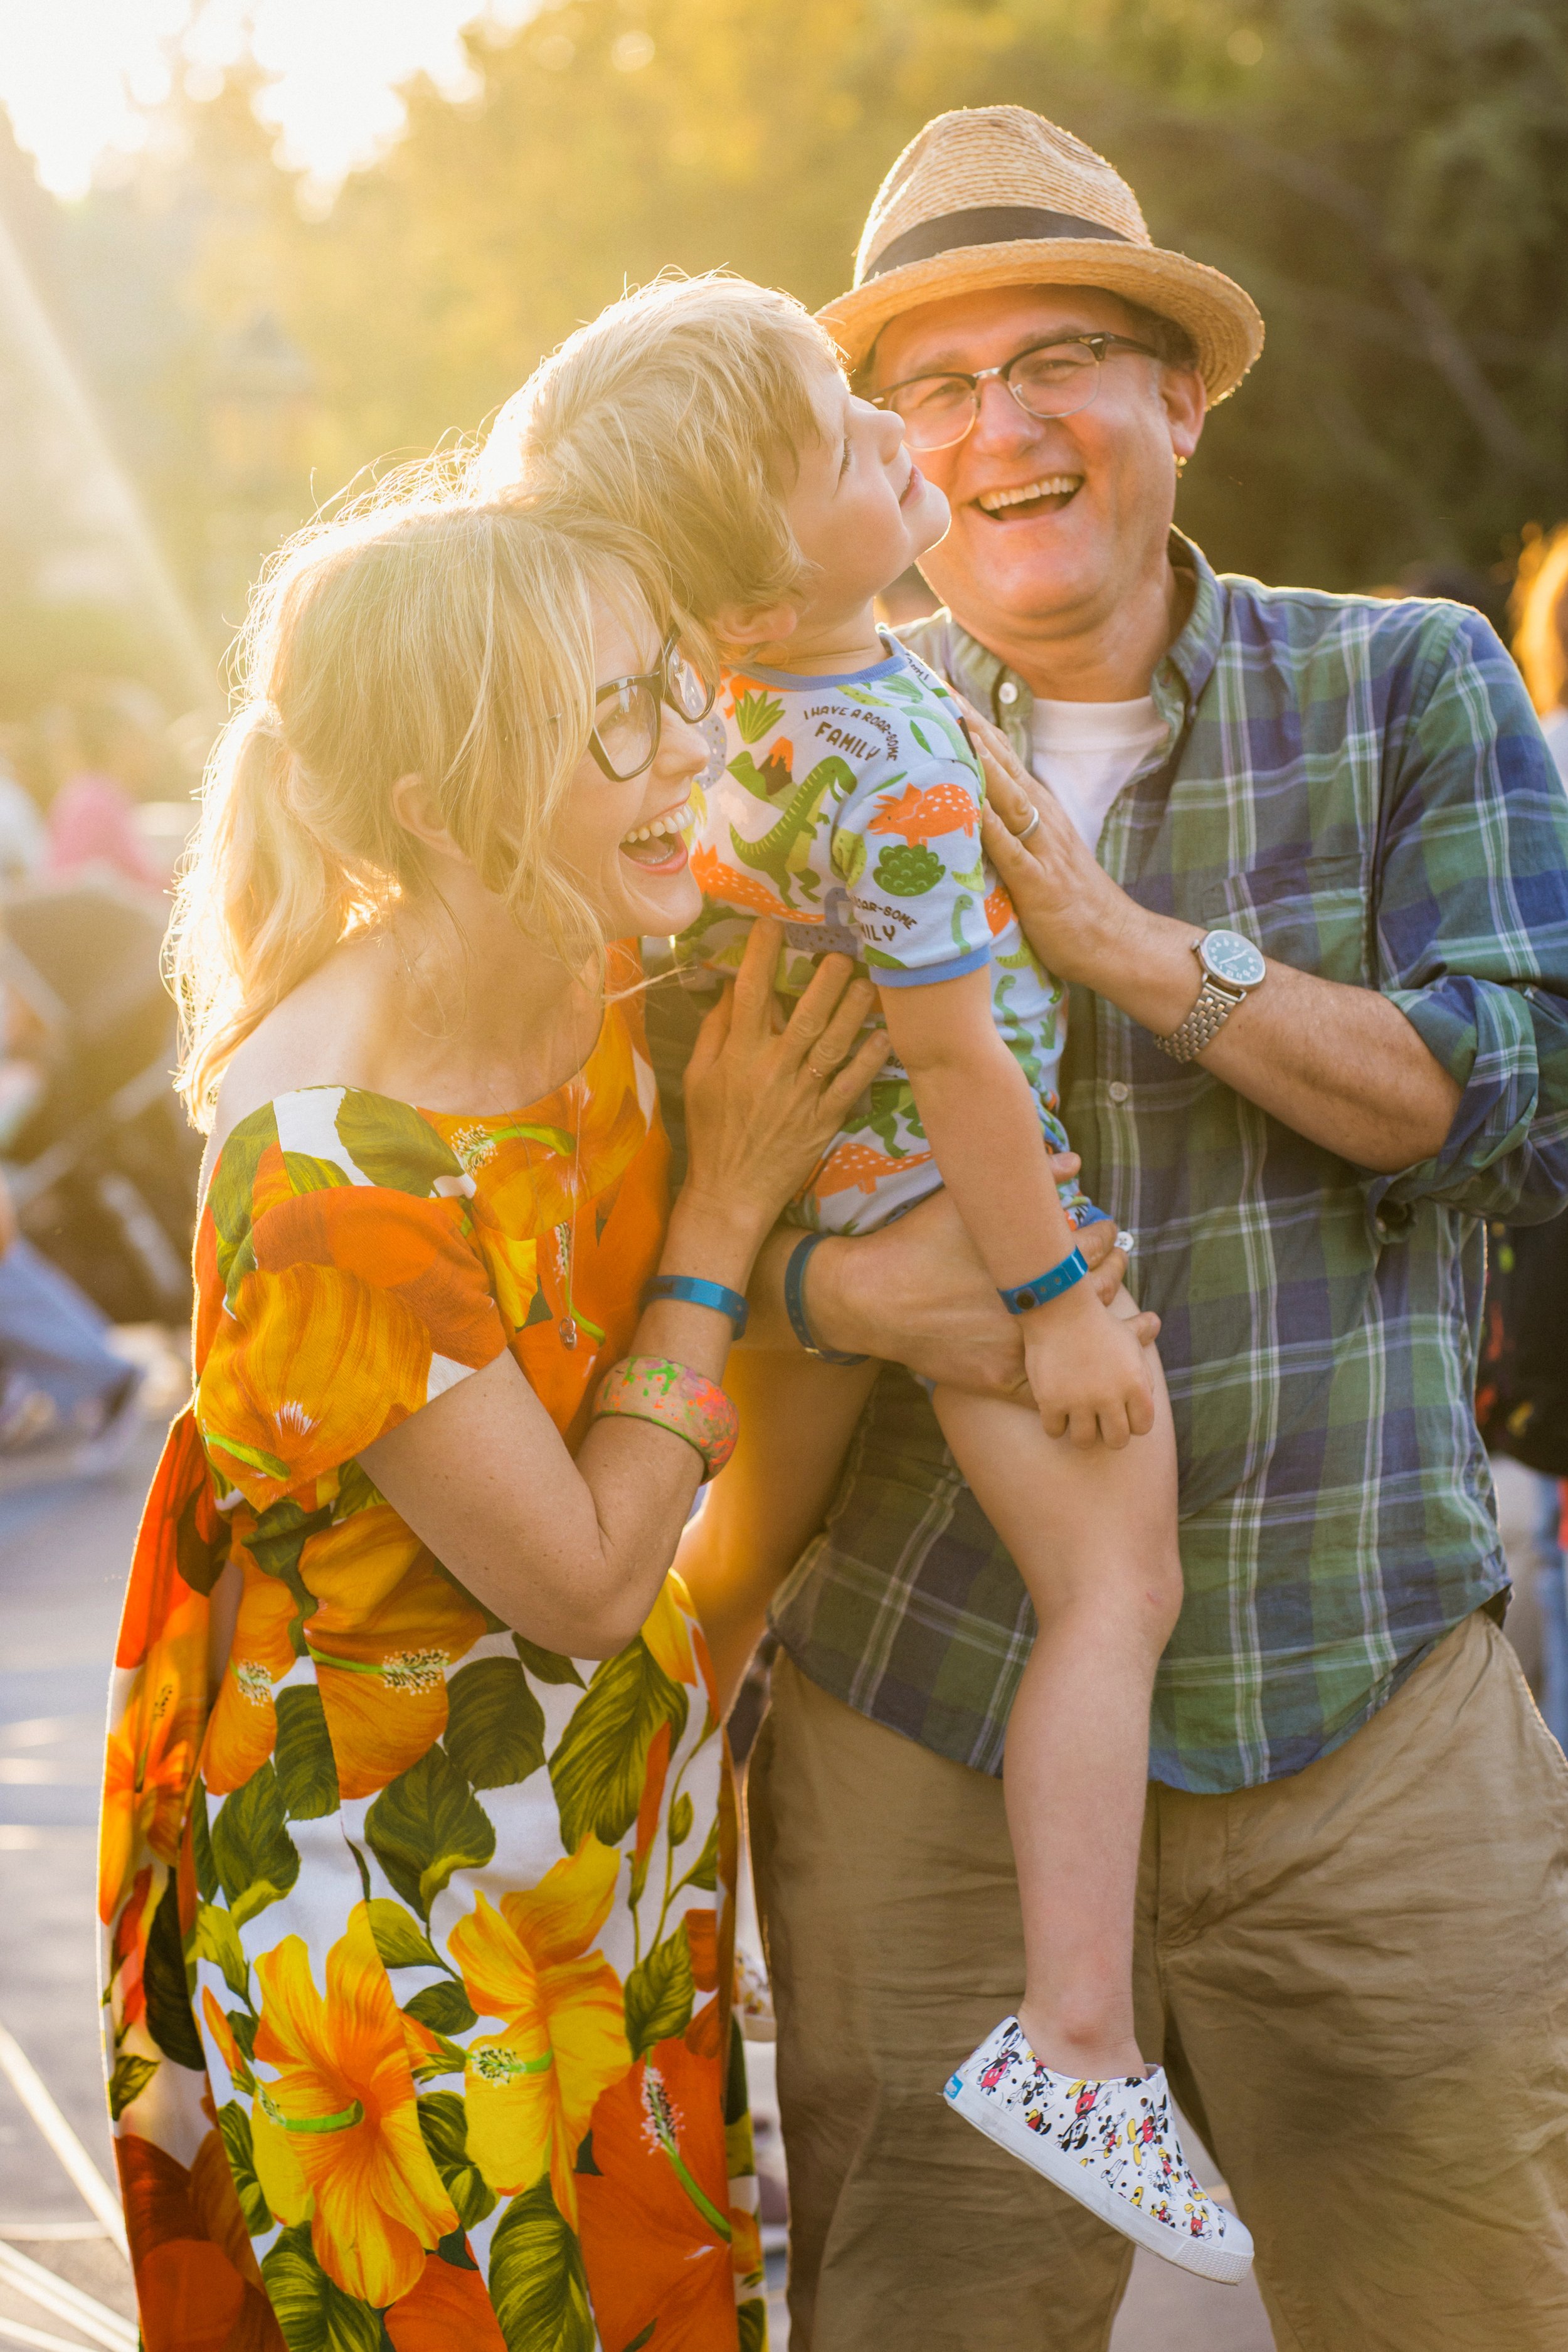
left=169, top=704, right=363, bottom=1125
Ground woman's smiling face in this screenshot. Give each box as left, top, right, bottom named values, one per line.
left=552, top=593, right=709, bottom=940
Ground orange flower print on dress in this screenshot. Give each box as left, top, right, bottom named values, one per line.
left=577, top=2031, right=738, bottom=2352
left=203, top=1572, right=298, bottom=1795
left=251, top=1905, right=457, bottom=2304
left=103, top=1066, right=754, bottom=2351
left=449, top=1841, right=632, bottom=2226
left=198, top=1261, right=430, bottom=1507
left=300, top=1509, right=488, bottom=1799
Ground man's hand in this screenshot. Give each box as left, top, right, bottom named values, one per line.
left=968, top=704, right=1463, bottom=1175
left=744, top=1175, right=1157, bottom=1397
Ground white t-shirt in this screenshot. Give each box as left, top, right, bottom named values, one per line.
left=1029, top=696, right=1167, bottom=853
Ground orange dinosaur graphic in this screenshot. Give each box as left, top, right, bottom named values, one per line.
left=868, top=780, right=978, bottom=847
left=689, top=843, right=810, bottom=921
left=812, top=1140, right=936, bottom=1199
left=983, top=887, right=1014, bottom=937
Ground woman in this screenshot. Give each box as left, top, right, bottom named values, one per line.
left=98, top=477, right=884, bottom=2351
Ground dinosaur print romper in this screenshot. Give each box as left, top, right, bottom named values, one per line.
left=677, top=637, right=1106, bottom=1237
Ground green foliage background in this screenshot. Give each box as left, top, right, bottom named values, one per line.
left=13, top=0, right=1568, bottom=659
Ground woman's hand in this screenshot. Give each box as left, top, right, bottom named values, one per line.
left=679, top=919, right=890, bottom=1242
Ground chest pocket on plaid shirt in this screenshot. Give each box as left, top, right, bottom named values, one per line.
left=1203, top=851, right=1369, bottom=984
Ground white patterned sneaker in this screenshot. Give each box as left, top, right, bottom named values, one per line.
left=944, top=2017, right=1254, bottom=2284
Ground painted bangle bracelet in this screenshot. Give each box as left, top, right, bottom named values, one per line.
left=591, top=1355, right=739, bottom=1480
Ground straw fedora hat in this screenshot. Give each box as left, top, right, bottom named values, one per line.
left=819, top=105, right=1263, bottom=404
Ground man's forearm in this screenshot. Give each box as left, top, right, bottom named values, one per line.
left=1084, top=899, right=1460, bottom=1173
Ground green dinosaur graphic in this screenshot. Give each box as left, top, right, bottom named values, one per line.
left=729, top=756, right=857, bottom=902
left=728, top=744, right=793, bottom=801
left=874, top=842, right=944, bottom=897
left=831, top=828, right=867, bottom=887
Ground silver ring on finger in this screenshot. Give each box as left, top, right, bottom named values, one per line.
left=1014, top=805, right=1041, bottom=844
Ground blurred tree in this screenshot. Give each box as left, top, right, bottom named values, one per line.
left=6, top=0, right=1565, bottom=635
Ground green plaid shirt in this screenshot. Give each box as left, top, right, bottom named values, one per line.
left=652, top=536, right=1568, bottom=1793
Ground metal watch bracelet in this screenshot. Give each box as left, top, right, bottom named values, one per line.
left=1153, top=975, right=1248, bottom=1064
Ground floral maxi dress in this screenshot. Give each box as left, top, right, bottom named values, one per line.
left=98, top=973, right=766, bottom=2352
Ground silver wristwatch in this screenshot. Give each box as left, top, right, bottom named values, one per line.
left=1153, top=930, right=1266, bottom=1062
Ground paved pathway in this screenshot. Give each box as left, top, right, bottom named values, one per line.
left=0, top=1382, right=1547, bottom=2349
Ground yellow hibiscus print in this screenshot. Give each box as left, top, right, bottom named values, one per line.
left=251, top=1904, right=457, bottom=2304
left=203, top=1571, right=299, bottom=1794
left=448, top=1837, right=631, bottom=2225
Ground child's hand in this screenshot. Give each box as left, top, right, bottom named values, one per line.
left=1021, top=1283, right=1156, bottom=1450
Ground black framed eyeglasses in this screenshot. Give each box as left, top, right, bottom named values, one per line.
left=872, top=333, right=1160, bottom=453
left=585, top=628, right=717, bottom=782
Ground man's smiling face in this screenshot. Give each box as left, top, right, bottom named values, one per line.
left=866, top=283, right=1205, bottom=655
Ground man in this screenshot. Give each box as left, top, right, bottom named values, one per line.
left=710, top=106, right=1568, bottom=2351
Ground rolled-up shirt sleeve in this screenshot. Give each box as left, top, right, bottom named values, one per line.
left=1372, top=608, right=1568, bottom=1223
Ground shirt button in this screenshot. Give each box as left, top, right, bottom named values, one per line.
left=1108, top=1081, right=1130, bottom=1103
left=997, top=681, right=1019, bottom=706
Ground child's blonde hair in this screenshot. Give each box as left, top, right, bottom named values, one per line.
left=479, top=273, right=839, bottom=626
left=1512, top=523, right=1568, bottom=717
left=169, top=470, right=664, bottom=1126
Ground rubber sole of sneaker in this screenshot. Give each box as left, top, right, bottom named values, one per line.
left=944, top=2075, right=1253, bottom=2285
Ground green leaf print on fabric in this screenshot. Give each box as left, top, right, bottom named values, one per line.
left=364, top=1745, right=496, bottom=1923
left=443, top=1657, right=546, bottom=1791
left=623, top=1922, right=695, bottom=2058
left=364, top=1899, right=443, bottom=1972
left=512, top=1634, right=585, bottom=1688
left=738, top=2298, right=768, bottom=2352
left=217, top=2100, right=272, bottom=2235
left=143, top=1871, right=206, bottom=2070
left=280, top=1152, right=355, bottom=1196
left=488, top=2177, right=595, bottom=2352
left=247, top=1498, right=334, bottom=1657
left=275, top=1685, right=342, bottom=1820
left=191, top=1785, right=218, bottom=1902
left=676, top=1814, right=720, bottom=1896
left=416, top=2092, right=497, bottom=2232
left=194, top=1902, right=250, bottom=1998
left=730, top=687, right=785, bottom=745
left=334, top=1089, right=465, bottom=1197
left=403, top=1978, right=479, bottom=2037
left=548, top=1638, right=689, bottom=1855
left=262, top=2220, right=386, bottom=2352
left=107, top=2053, right=159, bottom=2121
left=209, top=1104, right=275, bottom=1293
left=872, top=842, right=945, bottom=897
left=212, top=1762, right=302, bottom=1929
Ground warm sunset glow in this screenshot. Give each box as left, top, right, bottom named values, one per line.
left=0, top=0, right=532, bottom=198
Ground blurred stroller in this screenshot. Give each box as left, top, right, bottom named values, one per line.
left=0, top=868, right=200, bottom=1330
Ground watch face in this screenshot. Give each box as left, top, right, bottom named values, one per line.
left=1200, top=929, right=1266, bottom=988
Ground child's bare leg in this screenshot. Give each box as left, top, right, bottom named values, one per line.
left=933, top=1291, right=1181, bottom=2080
left=676, top=1346, right=879, bottom=1712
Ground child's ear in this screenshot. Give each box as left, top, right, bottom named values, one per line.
left=712, top=600, right=799, bottom=656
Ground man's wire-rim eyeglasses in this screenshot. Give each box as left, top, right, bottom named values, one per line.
left=872, top=333, right=1160, bottom=453
left=585, top=628, right=718, bottom=782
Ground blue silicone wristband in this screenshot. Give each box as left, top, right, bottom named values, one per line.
left=641, top=1274, right=749, bottom=1340
left=783, top=1232, right=868, bottom=1366
left=998, top=1247, right=1089, bottom=1315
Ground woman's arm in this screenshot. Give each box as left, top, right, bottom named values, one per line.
left=360, top=927, right=889, bottom=1656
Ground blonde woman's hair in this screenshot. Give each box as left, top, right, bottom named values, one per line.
left=169, top=471, right=665, bottom=1126
left=1512, top=523, right=1568, bottom=716
left=477, top=273, right=839, bottom=627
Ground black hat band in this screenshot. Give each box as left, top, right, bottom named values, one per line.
left=864, top=204, right=1131, bottom=282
